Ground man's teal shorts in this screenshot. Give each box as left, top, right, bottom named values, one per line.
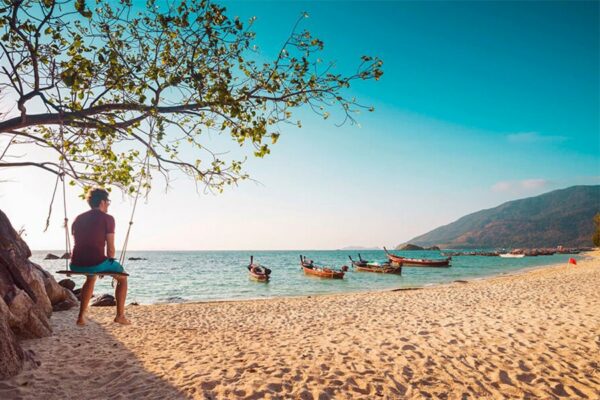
left=70, top=258, right=125, bottom=274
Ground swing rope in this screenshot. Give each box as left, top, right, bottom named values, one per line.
left=55, top=110, right=72, bottom=271
left=52, top=112, right=151, bottom=276
left=44, top=171, right=61, bottom=233
left=119, top=149, right=150, bottom=267
left=119, top=120, right=153, bottom=267
left=61, top=161, right=71, bottom=271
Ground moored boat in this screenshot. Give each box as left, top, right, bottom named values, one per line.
left=348, top=255, right=402, bottom=274
left=300, top=255, right=346, bottom=279
left=348, top=254, right=369, bottom=268
left=247, top=256, right=271, bottom=282
left=383, top=247, right=404, bottom=264
left=499, top=253, right=525, bottom=258
left=383, top=247, right=451, bottom=267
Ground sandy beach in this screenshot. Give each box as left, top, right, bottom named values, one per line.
left=2, top=254, right=599, bottom=399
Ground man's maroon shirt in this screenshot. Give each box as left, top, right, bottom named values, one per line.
left=71, top=209, right=115, bottom=267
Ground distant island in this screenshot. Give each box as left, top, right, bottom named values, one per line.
left=399, top=185, right=599, bottom=249
left=393, top=244, right=441, bottom=251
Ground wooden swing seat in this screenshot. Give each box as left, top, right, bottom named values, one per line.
left=56, top=270, right=129, bottom=278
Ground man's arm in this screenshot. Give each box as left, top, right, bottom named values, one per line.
left=106, top=233, right=116, bottom=259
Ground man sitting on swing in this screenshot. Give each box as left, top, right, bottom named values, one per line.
left=70, top=188, right=130, bottom=326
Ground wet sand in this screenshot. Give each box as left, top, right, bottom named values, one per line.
left=2, top=252, right=599, bottom=399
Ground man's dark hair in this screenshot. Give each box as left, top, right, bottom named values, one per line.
left=86, top=188, right=109, bottom=208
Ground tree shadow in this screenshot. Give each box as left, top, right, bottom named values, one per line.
left=0, top=309, right=190, bottom=399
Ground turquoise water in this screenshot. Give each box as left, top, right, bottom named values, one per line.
left=33, top=250, right=578, bottom=304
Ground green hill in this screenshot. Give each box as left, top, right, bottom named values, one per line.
left=403, top=185, right=600, bottom=249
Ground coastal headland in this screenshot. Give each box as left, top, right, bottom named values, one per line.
left=3, top=253, right=599, bottom=399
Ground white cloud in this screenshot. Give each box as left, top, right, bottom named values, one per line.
left=491, top=178, right=549, bottom=193
left=491, top=181, right=512, bottom=192
left=520, top=179, right=548, bottom=190
left=506, top=132, right=567, bottom=144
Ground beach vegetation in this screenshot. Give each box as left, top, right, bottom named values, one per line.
left=0, top=0, right=383, bottom=193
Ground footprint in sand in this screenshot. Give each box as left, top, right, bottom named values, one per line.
left=551, top=383, right=569, bottom=397
left=200, top=380, right=218, bottom=390
left=516, top=373, right=536, bottom=384
left=498, top=370, right=513, bottom=386
left=267, top=382, right=283, bottom=393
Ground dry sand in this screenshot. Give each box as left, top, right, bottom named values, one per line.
left=2, top=254, right=599, bottom=399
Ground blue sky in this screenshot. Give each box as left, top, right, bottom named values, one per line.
left=1, top=0, right=599, bottom=250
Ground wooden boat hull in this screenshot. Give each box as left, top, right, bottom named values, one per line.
left=383, top=247, right=450, bottom=267
left=399, top=258, right=451, bottom=267
left=302, top=265, right=345, bottom=279
left=386, top=254, right=404, bottom=264
left=249, top=271, right=269, bottom=281
left=248, top=256, right=270, bottom=281
left=355, top=265, right=402, bottom=274
left=350, top=260, right=368, bottom=268
left=387, top=257, right=450, bottom=267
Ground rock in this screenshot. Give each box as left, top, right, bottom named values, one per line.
left=43, top=253, right=60, bottom=260
left=397, top=244, right=424, bottom=251
left=92, top=294, right=116, bottom=307
left=5, top=289, right=52, bottom=338
left=60, top=252, right=71, bottom=260
left=0, top=305, right=24, bottom=380
left=50, top=287, right=78, bottom=312
left=58, top=279, right=76, bottom=291
left=53, top=300, right=76, bottom=312
left=27, top=263, right=78, bottom=311
left=129, top=302, right=139, bottom=306
left=0, top=209, right=73, bottom=378
left=128, top=257, right=147, bottom=261
left=426, top=246, right=441, bottom=251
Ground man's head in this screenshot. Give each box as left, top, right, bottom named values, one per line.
left=86, top=188, right=110, bottom=212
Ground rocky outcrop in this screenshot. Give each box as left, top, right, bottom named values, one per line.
left=0, top=299, right=24, bottom=378
left=44, top=253, right=60, bottom=260
left=396, top=244, right=425, bottom=251
left=0, top=209, right=78, bottom=379
left=58, top=279, right=76, bottom=292
left=92, top=294, right=116, bottom=307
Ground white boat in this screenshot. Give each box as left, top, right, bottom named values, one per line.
left=499, top=253, right=525, bottom=258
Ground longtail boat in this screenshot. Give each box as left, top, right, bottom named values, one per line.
left=348, top=255, right=402, bottom=274
left=383, top=247, right=451, bottom=267
left=300, top=255, right=346, bottom=279
left=499, top=253, right=525, bottom=259
left=247, top=256, right=271, bottom=282
left=348, top=254, right=369, bottom=268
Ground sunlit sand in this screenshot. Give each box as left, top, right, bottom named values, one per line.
left=3, top=253, right=599, bottom=399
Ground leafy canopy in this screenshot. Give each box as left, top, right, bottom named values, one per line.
left=0, top=0, right=383, bottom=193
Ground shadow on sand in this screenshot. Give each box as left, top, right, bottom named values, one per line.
left=1, top=309, right=190, bottom=399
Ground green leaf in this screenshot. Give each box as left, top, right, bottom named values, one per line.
left=75, top=0, right=92, bottom=18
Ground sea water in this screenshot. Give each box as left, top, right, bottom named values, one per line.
left=32, top=250, right=579, bottom=304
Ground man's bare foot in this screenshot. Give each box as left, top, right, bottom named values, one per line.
left=76, top=317, right=86, bottom=326
left=114, top=316, right=131, bottom=325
